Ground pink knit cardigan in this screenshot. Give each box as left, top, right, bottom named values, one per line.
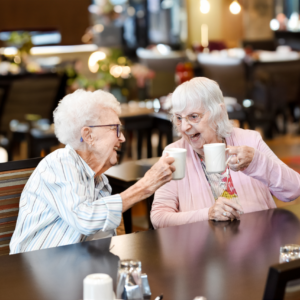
left=151, top=128, right=300, bottom=229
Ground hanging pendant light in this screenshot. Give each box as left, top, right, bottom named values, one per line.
left=229, top=0, right=241, bottom=15
left=200, top=0, right=210, bottom=14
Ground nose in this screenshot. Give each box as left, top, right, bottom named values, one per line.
left=180, top=118, right=192, bottom=132
left=119, top=132, right=126, bottom=143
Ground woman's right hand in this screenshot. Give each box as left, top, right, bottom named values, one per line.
left=208, top=197, right=244, bottom=221
left=140, top=154, right=175, bottom=198
left=120, top=154, right=175, bottom=212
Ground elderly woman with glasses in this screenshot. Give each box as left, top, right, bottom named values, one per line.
left=10, top=89, right=175, bottom=254
left=151, top=77, right=300, bottom=229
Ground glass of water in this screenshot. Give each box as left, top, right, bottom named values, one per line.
left=279, top=244, right=300, bottom=263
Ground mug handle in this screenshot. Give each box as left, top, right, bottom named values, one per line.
left=225, top=148, right=233, bottom=165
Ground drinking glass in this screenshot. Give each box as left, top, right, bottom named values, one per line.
left=279, top=244, right=300, bottom=263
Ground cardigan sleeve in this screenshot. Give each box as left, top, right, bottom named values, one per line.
left=151, top=180, right=210, bottom=229
left=242, top=132, right=300, bottom=202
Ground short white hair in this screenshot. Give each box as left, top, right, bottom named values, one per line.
left=54, top=89, right=121, bottom=150
left=171, top=77, right=233, bottom=138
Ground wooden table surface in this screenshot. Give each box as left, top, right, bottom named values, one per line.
left=1, top=205, right=300, bottom=300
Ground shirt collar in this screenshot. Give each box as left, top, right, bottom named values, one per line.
left=95, top=174, right=111, bottom=191
left=65, top=144, right=95, bottom=179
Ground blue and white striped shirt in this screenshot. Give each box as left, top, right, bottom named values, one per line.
left=10, top=145, right=122, bottom=254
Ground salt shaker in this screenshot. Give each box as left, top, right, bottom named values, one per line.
left=116, top=259, right=143, bottom=300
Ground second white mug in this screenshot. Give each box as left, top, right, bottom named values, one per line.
left=203, top=143, right=232, bottom=173
left=163, top=148, right=187, bottom=180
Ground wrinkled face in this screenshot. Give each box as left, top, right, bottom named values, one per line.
left=174, top=107, right=221, bottom=156
left=90, top=108, right=125, bottom=169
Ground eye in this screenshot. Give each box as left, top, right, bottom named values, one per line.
left=188, top=114, right=200, bottom=122
left=175, top=115, right=182, bottom=121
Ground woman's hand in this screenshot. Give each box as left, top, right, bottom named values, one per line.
left=208, top=197, right=244, bottom=221
left=140, top=154, right=176, bottom=197
left=227, top=146, right=255, bottom=172
left=120, top=154, right=175, bottom=212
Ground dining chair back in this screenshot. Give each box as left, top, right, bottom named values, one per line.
left=249, top=60, right=300, bottom=137
left=198, top=54, right=247, bottom=104
left=263, top=259, right=300, bottom=300
left=137, top=48, right=186, bottom=98
left=121, top=113, right=173, bottom=161
left=0, top=73, right=64, bottom=135
left=0, top=157, right=42, bottom=256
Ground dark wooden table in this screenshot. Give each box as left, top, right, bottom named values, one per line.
left=1, top=204, right=300, bottom=300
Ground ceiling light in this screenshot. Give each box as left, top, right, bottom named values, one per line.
left=270, top=19, right=280, bottom=31
left=229, top=0, right=241, bottom=15
left=200, top=0, right=210, bottom=14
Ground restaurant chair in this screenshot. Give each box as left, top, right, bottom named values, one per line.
left=249, top=60, right=300, bottom=138
left=263, top=259, right=300, bottom=300
left=121, top=114, right=173, bottom=161
left=0, top=73, right=67, bottom=159
left=0, top=74, right=63, bottom=134
left=136, top=48, right=186, bottom=98
left=0, top=157, right=42, bottom=256
left=197, top=54, right=247, bottom=104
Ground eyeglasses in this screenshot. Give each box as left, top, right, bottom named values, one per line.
left=80, top=124, right=123, bottom=142
left=173, top=113, right=203, bottom=126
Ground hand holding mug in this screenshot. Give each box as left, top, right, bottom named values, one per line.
left=140, top=154, right=176, bottom=198
left=163, top=148, right=187, bottom=180
left=226, top=146, right=255, bottom=172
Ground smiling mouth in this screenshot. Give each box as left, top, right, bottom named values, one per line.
left=188, top=133, right=200, bottom=140
left=113, top=146, right=122, bottom=154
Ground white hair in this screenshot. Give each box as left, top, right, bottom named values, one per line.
left=171, top=77, right=233, bottom=138
left=54, top=89, right=121, bottom=150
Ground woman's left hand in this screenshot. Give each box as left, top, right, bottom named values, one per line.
left=226, top=146, right=255, bottom=172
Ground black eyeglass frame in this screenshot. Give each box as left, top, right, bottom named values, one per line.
left=80, top=124, right=123, bottom=142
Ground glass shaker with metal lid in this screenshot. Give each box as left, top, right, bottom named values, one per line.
left=116, top=259, right=143, bottom=300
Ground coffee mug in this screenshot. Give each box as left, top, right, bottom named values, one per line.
left=163, top=148, right=187, bottom=180
left=83, top=273, right=114, bottom=300
left=203, top=143, right=232, bottom=173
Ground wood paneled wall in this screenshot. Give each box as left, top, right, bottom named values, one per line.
left=0, top=0, right=90, bottom=45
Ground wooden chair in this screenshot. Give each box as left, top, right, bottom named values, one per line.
left=121, top=113, right=173, bottom=161
left=263, top=259, right=300, bottom=300
left=198, top=54, right=247, bottom=104
left=0, top=73, right=63, bottom=134
left=249, top=60, right=300, bottom=138
left=0, top=157, right=43, bottom=256
left=136, top=48, right=186, bottom=98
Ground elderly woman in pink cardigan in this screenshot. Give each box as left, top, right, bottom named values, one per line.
left=151, top=77, right=300, bottom=228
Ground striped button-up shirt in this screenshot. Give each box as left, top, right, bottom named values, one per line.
left=10, top=145, right=122, bottom=254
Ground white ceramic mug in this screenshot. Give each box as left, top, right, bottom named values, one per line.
left=203, top=143, right=232, bottom=173
left=83, top=273, right=114, bottom=300
left=163, top=148, right=187, bottom=180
